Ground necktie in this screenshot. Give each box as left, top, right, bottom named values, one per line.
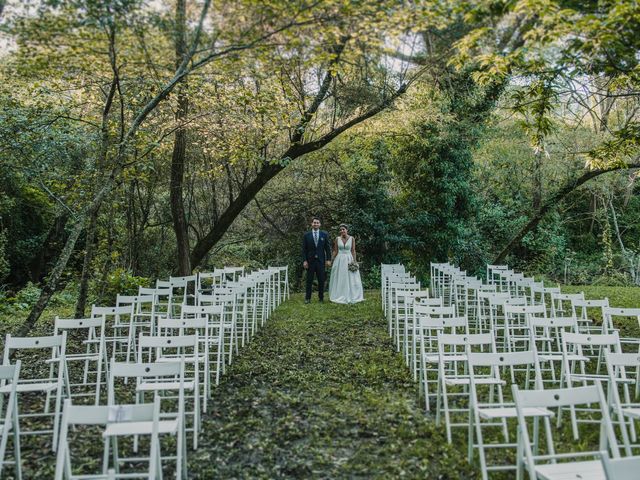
left=314, top=230, right=318, bottom=246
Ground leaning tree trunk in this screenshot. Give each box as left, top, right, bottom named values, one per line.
left=170, top=0, right=192, bottom=276
left=75, top=52, right=118, bottom=317
left=19, top=218, right=85, bottom=335
left=493, top=162, right=640, bottom=264
left=74, top=208, right=99, bottom=318
left=20, top=0, right=221, bottom=333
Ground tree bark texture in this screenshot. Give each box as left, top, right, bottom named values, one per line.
left=170, top=0, right=192, bottom=275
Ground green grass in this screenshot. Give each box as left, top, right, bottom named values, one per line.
left=562, top=285, right=640, bottom=338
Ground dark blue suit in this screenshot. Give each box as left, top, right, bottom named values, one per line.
left=302, top=230, right=332, bottom=301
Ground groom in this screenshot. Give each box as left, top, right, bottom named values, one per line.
left=302, top=217, right=332, bottom=304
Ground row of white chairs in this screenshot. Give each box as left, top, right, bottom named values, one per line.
left=0, top=266, right=289, bottom=479
left=381, top=262, right=640, bottom=480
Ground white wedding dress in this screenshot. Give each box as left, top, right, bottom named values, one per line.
left=329, top=236, right=364, bottom=304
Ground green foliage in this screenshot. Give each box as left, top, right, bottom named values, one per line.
left=101, top=268, right=150, bottom=303
left=3, top=282, right=42, bottom=311
left=391, top=73, right=502, bottom=274
left=0, top=229, right=9, bottom=285
left=337, top=139, right=412, bottom=283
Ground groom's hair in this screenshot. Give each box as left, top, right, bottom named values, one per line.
left=311, top=216, right=321, bottom=223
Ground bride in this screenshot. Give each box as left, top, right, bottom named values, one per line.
left=328, top=224, right=364, bottom=304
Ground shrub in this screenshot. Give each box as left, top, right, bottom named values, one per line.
left=102, top=268, right=150, bottom=303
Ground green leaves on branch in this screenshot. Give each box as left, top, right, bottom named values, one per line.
left=587, top=123, right=640, bottom=170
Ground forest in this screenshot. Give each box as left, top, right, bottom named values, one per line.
left=1, top=0, right=639, bottom=326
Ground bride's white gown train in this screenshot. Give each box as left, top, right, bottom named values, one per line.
left=329, top=236, right=364, bottom=304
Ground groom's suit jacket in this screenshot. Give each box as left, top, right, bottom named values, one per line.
left=302, top=230, right=332, bottom=264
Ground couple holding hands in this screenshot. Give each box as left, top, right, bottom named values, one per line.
left=302, top=217, right=364, bottom=305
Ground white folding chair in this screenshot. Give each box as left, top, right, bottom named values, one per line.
left=198, top=291, right=237, bottom=369
left=402, top=293, right=437, bottom=369
left=435, top=332, right=498, bottom=443
left=467, top=351, right=549, bottom=479
left=108, top=360, right=187, bottom=478
left=550, top=292, right=584, bottom=318
left=54, top=316, right=108, bottom=405
left=136, top=335, right=200, bottom=450
left=415, top=308, right=467, bottom=410
left=138, top=287, right=172, bottom=331
left=605, top=350, right=640, bottom=455
left=0, top=362, right=21, bottom=479
left=488, top=296, right=527, bottom=350
left=602, top=307, right=640, bottom=348
left=503, top=304, right=545, bottom=353
left=560, top=331, right=623, bottom=438
left=528, top=316, right=578, bottom=387
left=530, top=285, right=560, bottom=315
left=179, top=304, right=224, bottom=388
left=574, top=298, right=609, bottom=333
left=55, top=397, right=162, bottom=479
left=2, top=333, right=67, bottom=452
left=92, top=305, right=136, bottom=362
left=512, top=382, right=619, bottom=480
left=390, top=281, right=420, bottom=350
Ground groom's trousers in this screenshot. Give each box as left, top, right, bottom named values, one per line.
left=305, top=259, right=326, bottom=301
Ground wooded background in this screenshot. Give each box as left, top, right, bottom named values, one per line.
left=1, top=0, right=639, bottom=331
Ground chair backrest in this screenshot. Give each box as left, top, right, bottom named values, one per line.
left=55, top=396, right=160, bottom=480
left=603, top=307, right=640, bottom=333
left=437, top=332, right=495, bottom=350
left=468, top=350, right=543, bottom=401
left=562, top=330, right=621, bottom=348
left=108, top=359, right=185, bottom=405
left=415, top=297, right=443, bottom=307
left=504, top=304, right=546, bottom=317
left=54, top=316, right=104, bottom=334
left=512, top=382, right=619, bottom=480
left=137, top=334, right=198, bottom=363
left=414, top=305, right=456, bottom=317
left=116, top=294, right=137, bottom=306
left=3, top=333, right=66, bottom=366
left=92, top=305, right=133, bottom=329
left=416, top=316, right=468, bottom=331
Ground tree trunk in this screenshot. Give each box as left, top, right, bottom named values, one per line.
left=19, top=0, right=240, bottom=333
left=74, top=207, right=99, bottom=318
left=189, top=80, right=408, bottom=269
left=532, top=149, right=543, bottom=210
left=190, top=163, right=284, bottom=267
left=170, top=0, right=191, bottom=276
left=19, top=218, right=85, bottom=335
left=493, top=162, right=640, bottom=264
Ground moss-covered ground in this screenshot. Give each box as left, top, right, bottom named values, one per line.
left=190, top=291, right=475, bottom=479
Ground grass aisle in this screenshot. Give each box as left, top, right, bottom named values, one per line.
left=190, top=291, right=476, bottom=479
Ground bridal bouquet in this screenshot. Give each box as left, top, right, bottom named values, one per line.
left=348, top=261, right=359, bottom=272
